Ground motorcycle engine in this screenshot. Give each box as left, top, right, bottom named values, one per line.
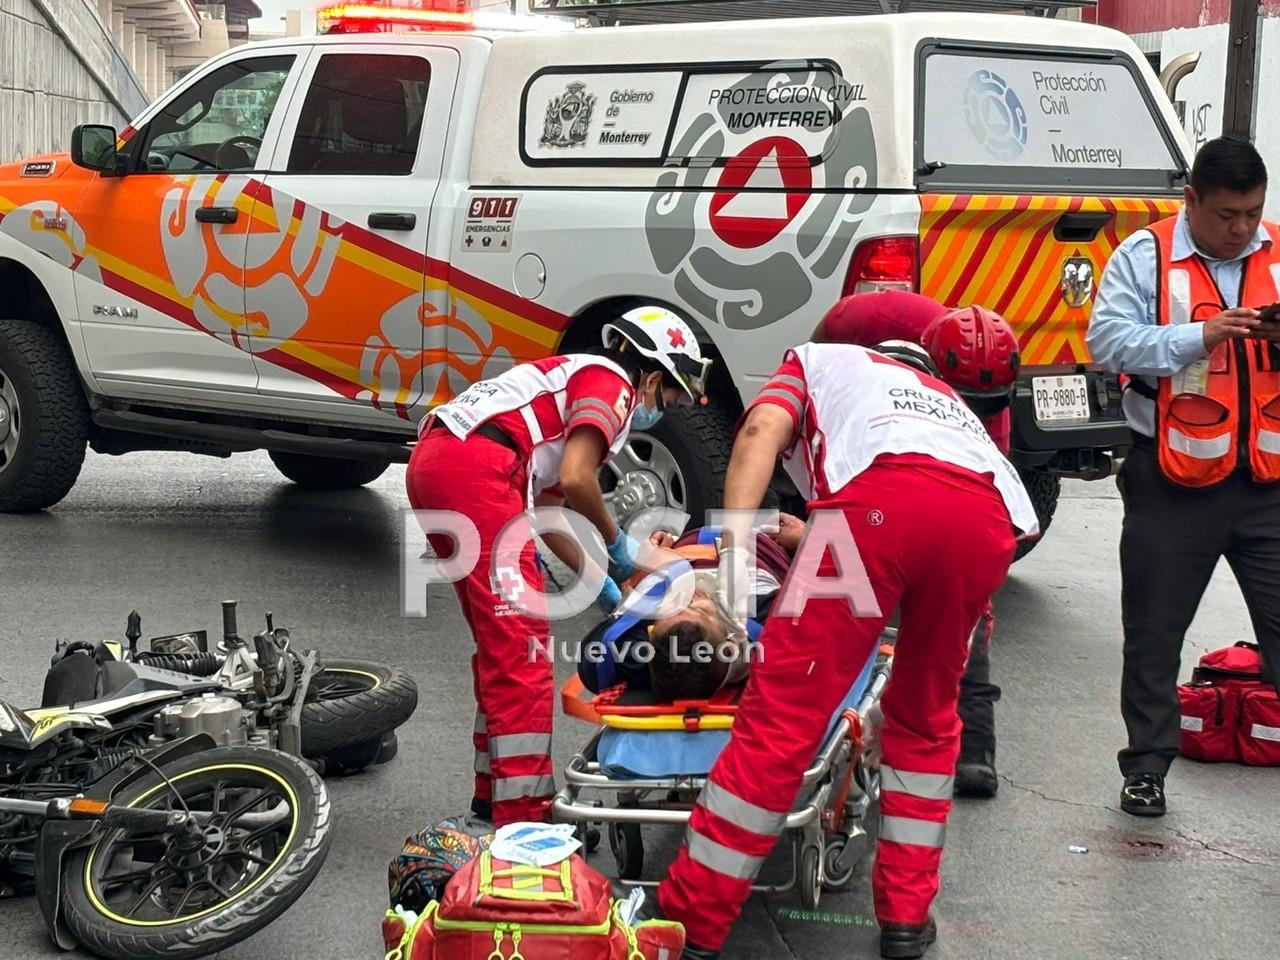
left=150, top=694, right=269, bottom=749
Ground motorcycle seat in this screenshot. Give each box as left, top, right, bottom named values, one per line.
left=41, top=652, right=102, bottom=708
left=40, top=655, right=139, bottom=708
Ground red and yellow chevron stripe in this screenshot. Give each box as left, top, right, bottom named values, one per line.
left=919, top=194, right=1181, bottom=366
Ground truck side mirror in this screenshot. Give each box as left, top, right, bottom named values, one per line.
left=71, top=124, right=123, bottom=175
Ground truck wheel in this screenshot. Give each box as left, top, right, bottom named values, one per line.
left=269, top=451, right=390, bottom=489
left=1014, top=468, right=1060, bottom=560
left=0, top=317, right=88, bottom=513
left=602, top=402, right=734, bottom=533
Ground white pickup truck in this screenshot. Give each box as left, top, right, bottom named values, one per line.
left=0, top=7, right=1190, bottom=554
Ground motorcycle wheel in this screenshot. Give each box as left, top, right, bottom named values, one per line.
left=300, top=659, right=417, bottom=759
left=60, top=746, right=332, bottom=960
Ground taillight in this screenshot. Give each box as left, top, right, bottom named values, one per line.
left=842, top=236, right=919, bottom=296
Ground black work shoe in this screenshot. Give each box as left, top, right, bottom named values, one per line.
left=954, top=752, right=998, bottom=798
left=880, top=916, right=937, bottom=959
left=1120, top=773, right=1166, bottom=817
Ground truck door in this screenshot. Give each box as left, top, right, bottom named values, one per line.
left=73, top=50, right=306, bottom=401
left=913, top=44, right=1186, bottom=467
left=247, top=44, right=459, bottom=428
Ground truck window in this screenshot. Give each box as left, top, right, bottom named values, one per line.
left=140, top=55, right=295, bottom=173
left=917, top=46, right=1185, bottom=192
left=286, top=53, right=431, bottom=176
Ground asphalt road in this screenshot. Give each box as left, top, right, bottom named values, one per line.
left=1, top=450, right=1278, bottom=960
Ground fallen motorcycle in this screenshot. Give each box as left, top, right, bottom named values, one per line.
left=0, top=724, right=332, bottom=959
left=0, top=600, right=418, bottom=957
left=45, top=600, right=419, bottom=776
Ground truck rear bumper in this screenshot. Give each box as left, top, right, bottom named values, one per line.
left=1009, top=369, right=1130, bottom=480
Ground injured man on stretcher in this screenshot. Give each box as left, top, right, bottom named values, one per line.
left=577, top=516, right=804, bottom=702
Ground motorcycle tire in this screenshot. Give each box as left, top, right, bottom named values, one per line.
left=59, top=745, right=332, bottom=960
left=314, top=732, right=400, bottom=778
left=300, top=659, right=417, bottom=759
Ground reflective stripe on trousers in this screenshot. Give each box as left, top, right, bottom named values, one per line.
left=697, top=781, right=788, bottom=838
left=879, top=764, right=950, bottom=848
left=880, top=765, right=954, bottom=802
left=492, top=773, right=555, bottom=803
left=490, top=732, right=553, bottom=759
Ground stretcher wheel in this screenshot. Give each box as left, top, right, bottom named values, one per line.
left=823, top=835, right=856, bottom=891
left=609, top=822, right=644, bottom=880
left=799, top=846, right=822, bottom=910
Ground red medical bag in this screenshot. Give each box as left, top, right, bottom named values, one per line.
left=1178, top=642, right=1280, bottom=764
left=1238, top=686, right=1280, bottom=766
left=382, top=851, right=684, bottom=960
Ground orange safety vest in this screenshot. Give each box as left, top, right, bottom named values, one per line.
left=1149, top=215, right=1280, bottom=487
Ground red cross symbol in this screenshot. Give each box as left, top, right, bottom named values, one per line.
left=667, top=327, right=686, bottom=348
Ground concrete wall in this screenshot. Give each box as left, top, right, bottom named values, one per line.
left=1160, top=17, right=1280, bottom=221
left=0, top=0, right=147, bottom=163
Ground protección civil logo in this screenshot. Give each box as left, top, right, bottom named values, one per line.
left=965, top=70, right=1029, bottom=161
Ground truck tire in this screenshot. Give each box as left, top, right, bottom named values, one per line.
left=1015, top=468, right=1060, bottom=560
left=605, top=402, right=734, bottom=533
left=0, top=317, right=89, bottom=513
left=269, top=450, right=390, bottom=489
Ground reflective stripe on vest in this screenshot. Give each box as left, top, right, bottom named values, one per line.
left=1149, top=216, right=1280, bottom=487
left=697, top=781, right=788, bottom=838
left=1167, top=426, right=1232, bottom=460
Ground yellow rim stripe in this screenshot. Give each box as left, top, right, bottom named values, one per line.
left=84, top=762, right=301, bottom=927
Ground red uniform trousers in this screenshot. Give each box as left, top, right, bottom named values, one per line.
left=656, top=455, right=1016, bottom=949
left=406, top=429, right=555, bottom=827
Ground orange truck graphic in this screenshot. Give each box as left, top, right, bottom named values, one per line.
left=0, top=12, right=1190, bottom=559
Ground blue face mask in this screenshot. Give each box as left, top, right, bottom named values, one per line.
left=631, top=401, right=662, bottom=431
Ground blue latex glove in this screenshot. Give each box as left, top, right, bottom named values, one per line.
left=596, top=576, right=622, bottom=614
left=606, top=530, right=642, bottom=582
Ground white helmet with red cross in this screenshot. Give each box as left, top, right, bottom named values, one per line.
left=601, top=306, right=712, bottom=403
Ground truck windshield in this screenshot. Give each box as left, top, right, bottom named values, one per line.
left=916, top=45, right=1186, bottom=193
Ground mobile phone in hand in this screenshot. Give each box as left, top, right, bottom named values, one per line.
left=1257, top=302, right=1280, bottom=325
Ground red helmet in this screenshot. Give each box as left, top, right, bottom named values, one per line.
left=817, top=291, right=948, bottom=347
left=922, top=307, right=1020, bottom=399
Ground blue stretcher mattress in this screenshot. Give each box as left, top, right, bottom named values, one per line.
left=595, top=647, right=880, bottom=780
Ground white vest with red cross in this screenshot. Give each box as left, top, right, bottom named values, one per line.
left=427, top=355, right=636, bottom=499
left=784, top=344, right=1039, bottom=535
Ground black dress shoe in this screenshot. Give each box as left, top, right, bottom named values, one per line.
left=1120, top=773, right=1166, bottom=817
left=954, top=752, right=998, bottom=798
left=880, top=916, right=937, bottom=959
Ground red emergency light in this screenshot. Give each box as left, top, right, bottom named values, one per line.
left=317, top=1, right=474, bottom=33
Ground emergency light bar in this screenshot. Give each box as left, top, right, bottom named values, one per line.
left=318, top=2, right=474, bottom=30
left=318, top=0, right=575, bottom=32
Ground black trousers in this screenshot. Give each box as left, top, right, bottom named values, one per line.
left=958, top=613, right=1000, bottom=758
left=1117, top=439, right=1280, bottom=776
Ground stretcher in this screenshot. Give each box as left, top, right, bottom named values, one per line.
left=554, top=614, right=895, bottom=910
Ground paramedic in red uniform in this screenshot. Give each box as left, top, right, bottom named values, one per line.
left=814, top=291, right=1021, bottom=797
left=1087, top=137, right=1280, bottom=817
left=648, top=341, right=1037, bottom=960
left=407, top=306, right=710, bottom=828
